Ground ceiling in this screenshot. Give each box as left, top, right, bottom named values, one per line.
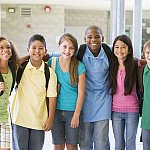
left=1, top=0, right=150, bottom=10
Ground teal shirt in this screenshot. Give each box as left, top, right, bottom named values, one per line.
left=0, top=69, right=12, bottom=123
left=48, top=57, right=86, bottom=111
left=141, top=65, right=150, bottom=130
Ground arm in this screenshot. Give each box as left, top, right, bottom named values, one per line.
left=43, top=52, right=61, bottom=62
left=140, top=59, right=147, bottom=66
left=43, top=97, right=57, bottom=131
left=43, top=68, right=57, bottom=131
left=71, top=72, right=85, bottom=128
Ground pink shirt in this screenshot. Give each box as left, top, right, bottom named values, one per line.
left=112, top=61, right=140, bottom=112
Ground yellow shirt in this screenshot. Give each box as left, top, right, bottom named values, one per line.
left=11, top=61, right=57, bottom=130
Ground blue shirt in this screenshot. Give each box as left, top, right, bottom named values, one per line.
left=48, top=57, right=86, bottom=111
left=82, top=45, right=112, bottom=122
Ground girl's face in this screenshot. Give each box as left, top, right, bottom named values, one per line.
left=27, top=40, right=46, bottom=62
left=144, top=47, right=150, bottom=65
left=114, top=40, right=129, bottom=61
left=0, top=40, right=12, bottom=60
left=59, top=40, right=75, bottom=60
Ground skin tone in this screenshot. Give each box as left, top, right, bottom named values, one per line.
left=114, top=40, right=129, bottom=69
left=144, top=46, right=150, bottom=69
left=27, top=40, right=56, bottom=131
left=54, top=39, right=85, bottom=150
left=0, top=39, right=12, bottom=150
left=84, top=28, right=104, bottom=57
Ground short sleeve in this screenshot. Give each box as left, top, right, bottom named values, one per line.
left=78, top=61, right=86, bottom=76
left=46, top=68, right=57, bottom=97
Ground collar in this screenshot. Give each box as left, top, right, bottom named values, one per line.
left=86, top=45, right=106, bottom=59
left=26, top=60, right=45, bottom=72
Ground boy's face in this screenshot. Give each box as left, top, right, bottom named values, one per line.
left=27, top=40, right=46, bottom=63
left=144, top=47, right=150, bottom=65
left=84, top=28, right=103, bottom=55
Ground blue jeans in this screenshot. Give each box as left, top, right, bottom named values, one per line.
left=13, top=124, right=44, bottom=150
left=142, top=129, right=150, bottom=150
left=112, top=112, right=139, bottom=150
left=79, top=120, right=110, bottom=150
left=51, top=110, right=82, bottom=145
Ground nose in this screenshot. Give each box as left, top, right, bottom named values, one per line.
left=35, top=48, right=40, bottom=52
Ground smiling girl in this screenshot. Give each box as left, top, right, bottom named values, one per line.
left=48, top=33, right=86, bottom=150
left=110, top=35, right=140, bottom=150
left=0, top=37, right=19, bottom=150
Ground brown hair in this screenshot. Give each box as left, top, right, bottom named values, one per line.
left=59, top=33, right=79, bottom=85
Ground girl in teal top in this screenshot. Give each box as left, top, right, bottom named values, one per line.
left=141, top=40, right=150, bottom=150
left=48, top=33, right=86, bottom=150
left=0, top=37, right=19, bottom=150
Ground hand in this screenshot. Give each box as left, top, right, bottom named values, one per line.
left=70, top=114, right=79, bottom=128
left=0, top=82, right=4, bottom=92
left=43, top=118, right=53, bottom=131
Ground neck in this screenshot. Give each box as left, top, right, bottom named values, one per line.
left=30, top=60, right=42, bottom=69
left=118, top=59, right=125, bottom=69
left=0, top=60, right=9, bottom=73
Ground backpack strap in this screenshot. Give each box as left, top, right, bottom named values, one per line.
left=8, top=62, right=16, bottom=94
left=76, top=43, right=112, bottom=62
left=76, top=44, right=86, bottom=62
left=44, top=62, right=50, bottom=90
left=51, top=57, right=57, bottom=71
left=102, top=43, right=112, bottom=63
left=16, top=61, right=28, bottom=86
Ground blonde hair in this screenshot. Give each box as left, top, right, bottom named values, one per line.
left=59, top=33, right=79, bottom=85
left=143, top=40, right=150, bottom=53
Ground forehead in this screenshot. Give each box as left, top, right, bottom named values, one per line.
left=115, top=40, right=127, bottom=46
left=0, top=40, right=11, bottom=45
left=29, top=40, right=44, bottom=46
left=85, top=28, right=101, bottom=36
left=145, top=45, right=150, bottom=50
left=60, top=39, right=73, bottom=46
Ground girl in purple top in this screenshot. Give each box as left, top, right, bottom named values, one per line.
left=110, top=35, right=140, bottom=150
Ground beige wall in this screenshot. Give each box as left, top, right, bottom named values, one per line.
left=1, top=4, right=150, bottom=56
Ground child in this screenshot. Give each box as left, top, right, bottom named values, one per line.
left=0, top=37, right=19, bottom=150
left=11, top=34, right=57, bottom=150
left=48, top=33, right=86, bottom=150
left=110, top=34, right=141, bottom=150
left=141, top=40, right=150, bottom=150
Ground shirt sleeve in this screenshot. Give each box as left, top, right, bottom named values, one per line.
left=49, top=52, right=61, bottom=58
left=78, top=61, right=86, bottom=76
left=46, top=68, right=57, bottom=97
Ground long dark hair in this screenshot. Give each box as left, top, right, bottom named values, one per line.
left=110, top=34, right=137, bottom=95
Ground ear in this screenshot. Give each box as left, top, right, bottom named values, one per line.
left=84, top=37, right=86, bottom=42
left=27, top=48, right=29, bottom=52
left=45, top=49, right=47, bottom=54
left=102, top=36, right=104, bottom=42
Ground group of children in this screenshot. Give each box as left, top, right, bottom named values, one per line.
left=0, top=25, right=150, bottom=150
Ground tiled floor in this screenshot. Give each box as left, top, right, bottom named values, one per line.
left=43, top=120, right=143, bottom=150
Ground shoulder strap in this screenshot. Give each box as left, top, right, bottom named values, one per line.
left=51, top=57, right=56, bottom=71
left=76, top=43, right=112, bottom=62
left=8, top=62, right=16, bottom=93
left=44, top=63, right=50, bottom=90
left=16, top=61, right=28, bottom=86
left=76, top=44, right=86, bottom=62
left=102, top=43, right=112, bottom=63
